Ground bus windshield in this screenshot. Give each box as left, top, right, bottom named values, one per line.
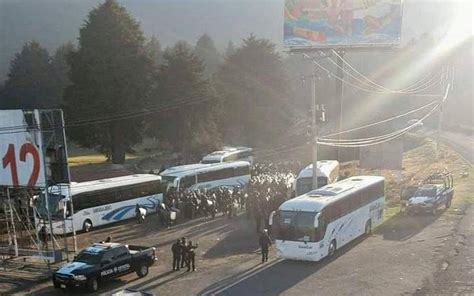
left=276, top=211, right=317, bottom=242
left=161, top=175, right=177, bottom=190
left=36, top=193, right=64, bottom=218
left=296, top=177, right=328, bottom=195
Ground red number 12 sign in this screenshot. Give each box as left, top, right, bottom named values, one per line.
left=2, top=143, right=41, bottom=187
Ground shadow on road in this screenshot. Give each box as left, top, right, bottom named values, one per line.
left=25, top=276, right=140, bottom=296
left=199, top=236, right=367, bottom=296
left=377, top=210, right=443, bottom=241
left=204, top=215, right=260, bottom=259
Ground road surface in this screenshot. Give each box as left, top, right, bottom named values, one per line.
left=9, top=202, right=471, bottom=296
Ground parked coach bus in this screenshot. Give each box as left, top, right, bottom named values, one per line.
left=294, top=160, right=340, bottom=196
left=201, top=147, right=253, bottom=164
left=160, top=161, right=251, bottom=192
left=35, top=174, right=163, bottom=234
left=270, top=176, right=385, bottom=261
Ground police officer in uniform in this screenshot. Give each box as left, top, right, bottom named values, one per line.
left=259, top=229, right=272, bottom=263
left=186, top=241, right=198, bottom=272
left=180, top=237, right=187, bottom=269
left=171, top=239, right=181, bottom=270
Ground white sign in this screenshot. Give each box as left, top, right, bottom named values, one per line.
left=0, top=110, right=45, bottom=187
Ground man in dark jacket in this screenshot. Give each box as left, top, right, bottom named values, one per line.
left=259, top=229, right=272, bottom=263
left=185, top=241, right=198, bottom=272
left=180, top=237, right=187, bottom=268
left=171, top=239, right=182, bottom=270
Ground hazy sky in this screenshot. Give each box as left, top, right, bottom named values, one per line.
left=0, top=0, right=472, bottom=80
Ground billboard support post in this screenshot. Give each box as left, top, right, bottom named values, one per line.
left=6, top=188, right=19, bottom=257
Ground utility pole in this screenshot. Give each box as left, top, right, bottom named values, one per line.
left=311, top=65, right=319, bottom=190
left=335, top=50, right=345, bottom=161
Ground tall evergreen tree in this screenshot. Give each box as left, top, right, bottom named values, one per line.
left=224, top=40, right=236, bottom=58
left=145, top=36, right=163, bottom=67
left=216, top=35, right=291, bottom=146
left=51, top=42, right=74, bottom=107
left=64, top=0, right=152, bottom=164
left=0, top=41, right=56, bottom=109
left=149, top=41, right=221, bottom=160
left=194, top=34, right=222, bottom=78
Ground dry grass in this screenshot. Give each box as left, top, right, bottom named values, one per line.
left=68, top=154, right=138, bottom=167
left=340, top=138, right=473, bottom=221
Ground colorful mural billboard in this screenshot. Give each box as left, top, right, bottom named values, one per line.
left=284, top=0, right=403, bottom=49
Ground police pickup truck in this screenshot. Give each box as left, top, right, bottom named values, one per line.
left=403, top=173, right=454, bottom=215
left=53, top=242, right=157, bottom=292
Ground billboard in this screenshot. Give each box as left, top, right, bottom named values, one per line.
left=284, top=0, right=403, bottom=49
left=0, top=110, right=45, bottom=187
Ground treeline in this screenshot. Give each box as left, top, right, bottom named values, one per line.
left=0, top=0, right=293, bottom=164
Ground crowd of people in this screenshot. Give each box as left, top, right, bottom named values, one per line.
left=149, top=162, right=299, bottom=232
left=137, top=161, right=302, bottom=271
left=247, top=162, right=297, bottom=232
left=155, top=186, right=246, bottom=228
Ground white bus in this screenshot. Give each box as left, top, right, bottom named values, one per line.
left=201, top=147, right=253, bottom=164
left=35, top=174, right=163, bottom=234
left=294, top=160, right=340, bottom=196
left=160, top=161, right=251, bottom=192
left=270, top=176, right=385, bottom=262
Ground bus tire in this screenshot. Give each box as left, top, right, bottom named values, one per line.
left=137, top=264, right=149, bottom=277
left=83, top=219, right=93, bottom=233
left=445, top=198, right=452, bottom=209
left=365, top=220, right=372, bottom=235
left=328, top=240, right=337, bottom=258
left=87, top=277, right=99, bottom=292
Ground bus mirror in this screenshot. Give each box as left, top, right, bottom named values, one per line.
left=269, top=211, right=275, bottom=226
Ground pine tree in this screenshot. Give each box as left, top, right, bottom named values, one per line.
left=194, top=34, right=222, bottom=78
left=0, top=41, right=56, bottom=109
left=145, top=36, right=163, bottom=67
left=149, top=41, right=221, bottom=160
left=64, top=0, right=152, bottom=164
left=216, top=35, right=291, bottom=146
left=224, top=40, right=236, bottom=58
left=50, top=42, right=74, bottom=107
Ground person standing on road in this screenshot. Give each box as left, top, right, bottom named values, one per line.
left=172, top=239, right=182, bottom=271
left=180, top=237, right=187, bottom=269
left=259, top=229, right=272, bottom=263
left=185, top=241, right=198, bottom=272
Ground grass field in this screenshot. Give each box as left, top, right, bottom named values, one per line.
left=381, top=138, right=473, bottom=222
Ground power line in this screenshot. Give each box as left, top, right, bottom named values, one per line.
left=319, top=100, right=439, bottom=139
left=330, top=49, right=442, bottom=94
left=0, top=96, right=213, bottom=135
left=318, top=83, right=451, bottom=147
left=304, top=53, right=443, bottom=95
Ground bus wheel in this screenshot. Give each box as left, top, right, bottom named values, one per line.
left=365, top=220, right=372, bottom=235
left=328, top=240, right=337, bottom=258
left=445, top=199, right=452, bottom=209
left=83, top=219, right=93, bottom=232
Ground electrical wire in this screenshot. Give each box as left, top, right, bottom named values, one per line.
left=0, top=95, right=213, bottom=135
left=330, top=50, right=442, bottom=94
left=317, top=83, right=450, bottom=147
left=304, top=53, right=443, bottom=95
left=319, top=100, right=439, bottom=139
